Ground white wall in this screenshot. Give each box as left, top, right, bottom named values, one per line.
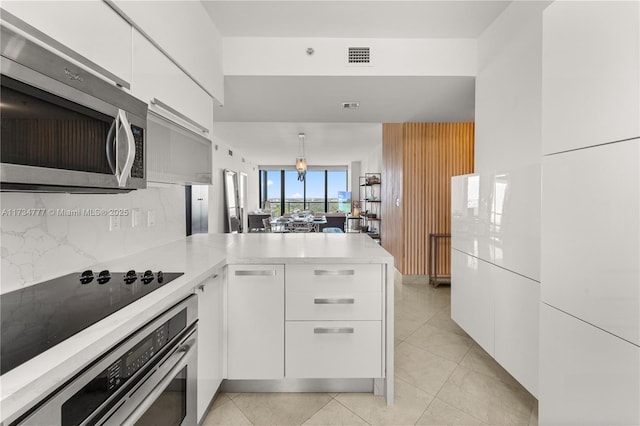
left=361, top=143, right=383, bottom=175
left=0, top=184, right=185, bottom=294
left=208, top=143, right=259, bottom=234
left=224, top=37, right=476, bottom=77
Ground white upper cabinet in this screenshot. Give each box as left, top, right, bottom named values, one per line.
left=542, top=1, right=640, bottom=154
left=541, top=139, right=640, bottom=346
left=110, top=0, right=224, bottom=103
left=132, top=30, right=214, bottom=136
left=1, top=1, right=132, bottom=87
left=451, top=165, right=541, bottom=282
left=451, top=173, right=494, bottom=263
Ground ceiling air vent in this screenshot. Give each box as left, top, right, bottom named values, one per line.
left=342, top=102, right=360, bottom=109
left=348, top=47, right=370, bottom=64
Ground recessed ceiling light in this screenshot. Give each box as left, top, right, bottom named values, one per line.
left=341, top=102, right=360, bottom=109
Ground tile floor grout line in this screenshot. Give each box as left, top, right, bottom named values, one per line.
left=416, top=343, right=483, bottom=425
left=332, top=396, right=374, bottom=426
left=399, top=338, right=469, bottom=367
left=298, top=394, right=335, bottom=426
left=229, top=395, right=255, bottom=425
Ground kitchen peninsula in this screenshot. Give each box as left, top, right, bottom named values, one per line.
left=0, top=233, right=394, bottom=425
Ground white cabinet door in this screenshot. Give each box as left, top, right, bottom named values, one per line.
left=539, top=304, right=640, bottom=426
left=227, top=265, right=285, bottom=379
left=196, top=271, right=224, bottom=423
left=451, top=173, right=494, bottom=263
left=542, top=1, right=640, bottom=154
left=541, top=139, right=640, bottom=345
left=131, top=30, right=214, bottom=136
left=2, top=1, right=132, bottom=86
left=451, top=249, right=494, bottom=355
left=493, top=267, right=539, bottom=398
left=491, top=164, right=541, bottom=282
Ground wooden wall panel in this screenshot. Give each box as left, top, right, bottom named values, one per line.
left=382, top=122, right=474, bottom=276
left=381, top=124, right=404, bottom=270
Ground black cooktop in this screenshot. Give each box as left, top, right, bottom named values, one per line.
left=0, top=269, right=183, bottom=375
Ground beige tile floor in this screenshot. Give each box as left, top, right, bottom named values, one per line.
left=203, top=275, right=538, bottom=426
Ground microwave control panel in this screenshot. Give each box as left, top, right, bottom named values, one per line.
left=131, top=125, right=144, bottom=178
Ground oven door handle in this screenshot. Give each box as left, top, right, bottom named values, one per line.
left=120, top=339, right=196, bottom=426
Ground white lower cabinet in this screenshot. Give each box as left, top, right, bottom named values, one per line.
left=493, top=266, right=539, bottom=397
left=227, top=265, right=285, bottom=380
left=286, top=321, right=382, bottom=378
left=196, top=271, right=224, bottom=423
left=451, top=249, right=540, bottom=396
left=284, top=264, right=384, bottom=379
left=451, top=249, right=494, bottom=355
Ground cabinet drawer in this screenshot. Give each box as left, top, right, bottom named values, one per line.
left=286, top=264, right=382, bottom=293
left=286, top=291, right=382, bottom=321
left=285, top=321, right=382, bottom=378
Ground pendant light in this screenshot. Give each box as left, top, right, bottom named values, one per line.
left=295, top=132, right=307, bottom=181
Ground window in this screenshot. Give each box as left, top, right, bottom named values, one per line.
left=260, top=168, right=347, bottom=214
left=261, top=170, right=282, bottom=217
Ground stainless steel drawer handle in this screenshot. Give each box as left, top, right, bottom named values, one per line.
left=314, top=298, right=355, bottom=304
left=235, top=270, right=276, bottom=276
left=314, top=327, right=354, bottom=334
left=314, top=270, right=355, bottom=276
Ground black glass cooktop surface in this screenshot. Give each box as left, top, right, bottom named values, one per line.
left=0, top=270, right=183, bottom=375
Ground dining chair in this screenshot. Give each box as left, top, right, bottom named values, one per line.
left=262, top=218, right=272, bottom=232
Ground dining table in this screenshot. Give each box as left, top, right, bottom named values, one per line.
left=270, top=216, right=327, bottom=232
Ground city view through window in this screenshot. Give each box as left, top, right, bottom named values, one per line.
left=259, top=169, right=349, bottom=216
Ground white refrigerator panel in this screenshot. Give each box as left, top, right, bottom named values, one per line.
left=542, top=1, right=640, bottom=155
left=541, top=139, right=640, bottom=345
left=539, top=303, right=640, bottom=426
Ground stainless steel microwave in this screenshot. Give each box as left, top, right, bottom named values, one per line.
left=0, top=23, right=147, bottom=193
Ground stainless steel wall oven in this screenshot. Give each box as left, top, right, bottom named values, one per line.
left=0, top=22, right=147, bottom=193
left=11, top=296, right=198, bottom=426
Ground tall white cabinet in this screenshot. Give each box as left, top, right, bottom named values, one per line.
left=540, top=1, right=640, bottom=424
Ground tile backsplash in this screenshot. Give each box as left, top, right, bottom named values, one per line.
left=1, top=183, right=185, bottom=294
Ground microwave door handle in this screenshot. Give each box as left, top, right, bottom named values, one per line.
left=106, top=118, right=117, bottom=174
left=115, top=109, right=136, bottom=187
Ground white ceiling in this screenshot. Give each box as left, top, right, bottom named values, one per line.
left=202, top=1, right=510, bottom=39
left=213, top=122, right=383, bottom=166
left=202, top=1, right=509, bottom=166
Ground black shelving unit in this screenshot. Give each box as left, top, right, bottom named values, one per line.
left=359, top=173, right=382, bottom=243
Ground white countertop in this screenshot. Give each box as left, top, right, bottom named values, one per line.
left=0, top=233, right=392, bottom=423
